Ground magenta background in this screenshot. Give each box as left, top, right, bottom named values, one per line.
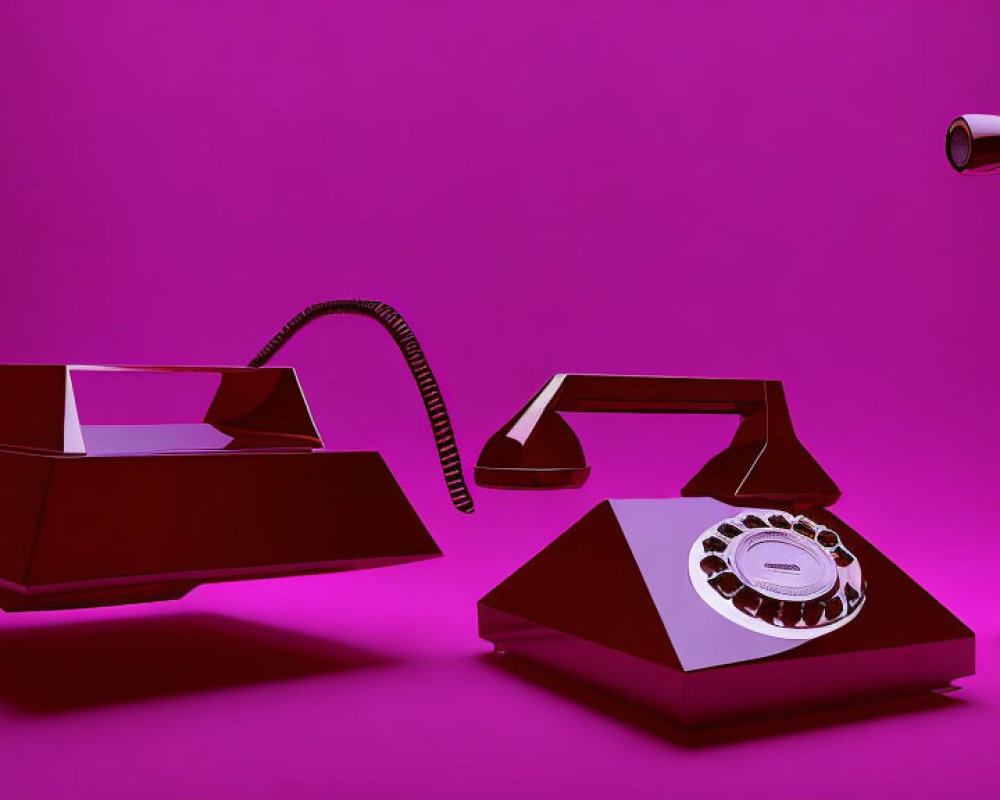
left=1, top=2, right=999, bottom=797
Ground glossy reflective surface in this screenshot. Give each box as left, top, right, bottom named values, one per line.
left=476, top=374, right=840, bottom=507
left=479, top=497, right=972, bottom=727
left=0, top=364, right=440, bottom=611
left=946, top=114, right=1000, bottom=174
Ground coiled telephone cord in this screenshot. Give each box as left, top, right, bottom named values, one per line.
left=249, top=300, right=474, bottom=514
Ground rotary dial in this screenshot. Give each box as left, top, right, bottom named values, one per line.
left=688, top=510, right=865, bottom=639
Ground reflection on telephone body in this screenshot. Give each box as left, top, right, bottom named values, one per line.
left=475, top=374, right=973, bottom=728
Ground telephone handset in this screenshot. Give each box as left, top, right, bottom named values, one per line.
left=475, top=373, right=973, bottom=727
left=476, top=373, right=838, bottom=507
left=0, top=299, right=471, bottom=612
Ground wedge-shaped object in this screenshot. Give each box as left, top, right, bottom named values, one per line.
left=0, top=364, right=442, bottom=612
left=481, top=498, right=972, bottom=728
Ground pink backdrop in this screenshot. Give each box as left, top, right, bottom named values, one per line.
left=1, top=2, right=998, bottom=798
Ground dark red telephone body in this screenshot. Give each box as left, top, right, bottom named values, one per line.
left=0, top=301, right=473, bottom=612
left=476, top=374, right=973, bottom=728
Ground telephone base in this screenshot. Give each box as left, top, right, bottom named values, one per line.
left=479, top=498, right=974, bottom=728
left=0, top=449, right=441, bottom=612
left=0, top=582, right=197, bottom=612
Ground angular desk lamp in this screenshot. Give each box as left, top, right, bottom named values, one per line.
left=476, top=374, right=973, bottom=727
left=0, top=300, right=473, bottom=612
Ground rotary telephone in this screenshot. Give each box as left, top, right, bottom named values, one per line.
left=475, top=374, right=973, bottom=727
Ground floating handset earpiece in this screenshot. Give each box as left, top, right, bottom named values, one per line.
left=946, top=114, right=1000, bottom=174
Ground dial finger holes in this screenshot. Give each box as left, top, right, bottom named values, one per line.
left=778, top=601, right=803, bottom=628
left=700, top=555, right=727, bottom=577
left=733, top=587, right=764, bottom=616
left=802, top=600, right=825, bottom=626
left=844, top=583, right=861, bottom=609
left=757, top=598, right=781, bottom=623
left=709, top=571, right=743, bottom=598
left=816, top=529, right=840, bottom=549
left=702, top=536, right=728, bottom=554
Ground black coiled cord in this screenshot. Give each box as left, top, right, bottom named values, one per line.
left=249, top=300, right=474, bottom=514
